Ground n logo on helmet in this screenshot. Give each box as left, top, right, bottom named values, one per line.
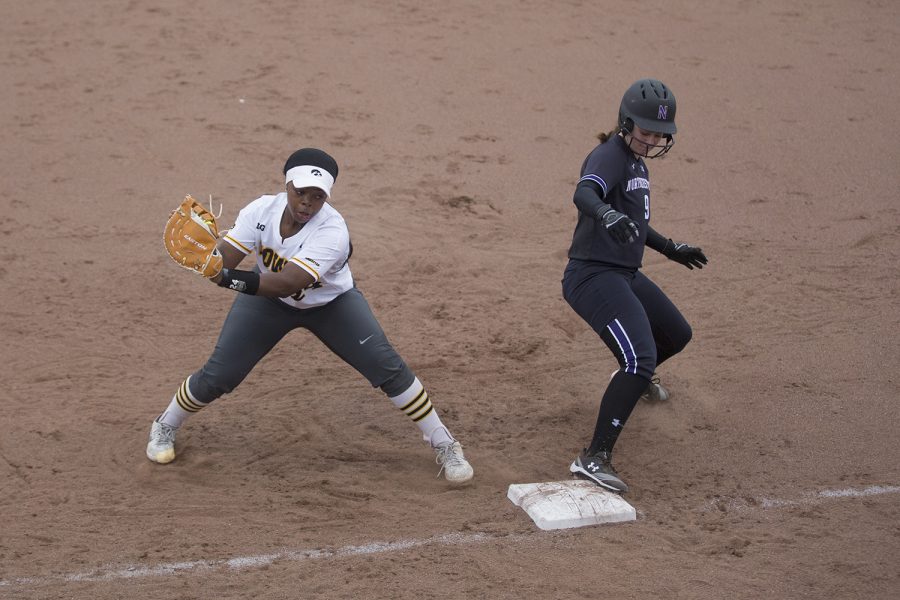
left=657, top=105, right=668, bottom=120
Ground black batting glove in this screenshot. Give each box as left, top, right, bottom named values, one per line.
left=601, top=209, right=640, bottom=244
left=663, top=240, right=708, bottom=270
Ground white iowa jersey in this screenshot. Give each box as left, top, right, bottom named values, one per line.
left=222, top=193, right=353, bottom=309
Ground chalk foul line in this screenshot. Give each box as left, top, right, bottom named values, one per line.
left=0, top=533, right=493, bottom=588
left=2, top=483, right=898, bottom=588
left=703, top=483, right=900, bottom=512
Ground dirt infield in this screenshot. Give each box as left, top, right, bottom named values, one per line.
left=2, top=0, right=898, bottom=598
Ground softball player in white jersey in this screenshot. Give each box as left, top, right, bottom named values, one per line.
left=146, top=148, right=474, bottom=484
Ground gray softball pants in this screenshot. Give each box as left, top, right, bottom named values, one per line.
left=187, top=287, right=415, bottom=403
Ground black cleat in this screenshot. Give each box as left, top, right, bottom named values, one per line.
left=569, top=449, right=628, bottom=493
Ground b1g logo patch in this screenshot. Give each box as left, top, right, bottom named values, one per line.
left=658, top=105, right=668, bottom=120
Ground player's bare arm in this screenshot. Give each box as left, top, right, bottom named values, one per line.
left=256, top=263, right=315, bottom=297
left=209, top=240, right=314, bottom=296
left=214, top=239, right=247, bottom=273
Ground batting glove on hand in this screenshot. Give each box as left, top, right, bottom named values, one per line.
left=601, top=209, right=640, bottom=244
left=664, top=240, right=708, bottom=270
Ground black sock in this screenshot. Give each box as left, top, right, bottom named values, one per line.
left=586, top=371, right=649, bottom=455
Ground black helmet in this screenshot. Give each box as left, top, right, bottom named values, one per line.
left=618, top=79, right=677, bottom=135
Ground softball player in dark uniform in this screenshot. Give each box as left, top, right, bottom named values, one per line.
left=146, top=148, right=474, bottom=484
left=563, top=79, right=708, bottom=492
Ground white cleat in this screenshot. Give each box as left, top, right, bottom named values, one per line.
left=146, top=420, right=177, bottom=464
left=434, top=441, right=474, bottom=484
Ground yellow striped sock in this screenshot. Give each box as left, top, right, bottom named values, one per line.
left=174, top=376, right=206, bottom=413
left=389, top=377, right=451, bottom=445
left=158, top=376, right=208, bottom=428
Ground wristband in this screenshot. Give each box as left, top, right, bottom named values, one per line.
left=595, top=204, right=613, bottom=220
left=217, top=268, right=260, bottom=295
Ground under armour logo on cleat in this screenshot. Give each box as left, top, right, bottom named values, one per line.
left=587, top=462, right=599, bottom=472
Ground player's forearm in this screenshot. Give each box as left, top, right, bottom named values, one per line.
left=256, top=272, right=312, bottom=297
left=645, top=227, right=669, bottom=253
left=573, top=180, right=613, bottom=220
left=215, top=267, right=314, bottom=298
left=214, top=238, right=249, bottom=270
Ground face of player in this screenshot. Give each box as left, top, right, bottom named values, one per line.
left=286, top=184, right=328, bottom=225
left=626, top=125, right=668, bottom=158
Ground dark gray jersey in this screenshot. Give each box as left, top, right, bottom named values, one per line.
left=567, top=135, right=651, bottom=268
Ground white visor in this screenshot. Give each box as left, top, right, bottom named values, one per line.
left=285, top=165, right=335, bottom=198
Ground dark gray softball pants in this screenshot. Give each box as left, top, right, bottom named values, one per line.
left=187, top=286, right=415, bottom=403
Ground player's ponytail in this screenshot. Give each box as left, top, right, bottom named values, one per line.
left=596, top=126, right=618, bottom=143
